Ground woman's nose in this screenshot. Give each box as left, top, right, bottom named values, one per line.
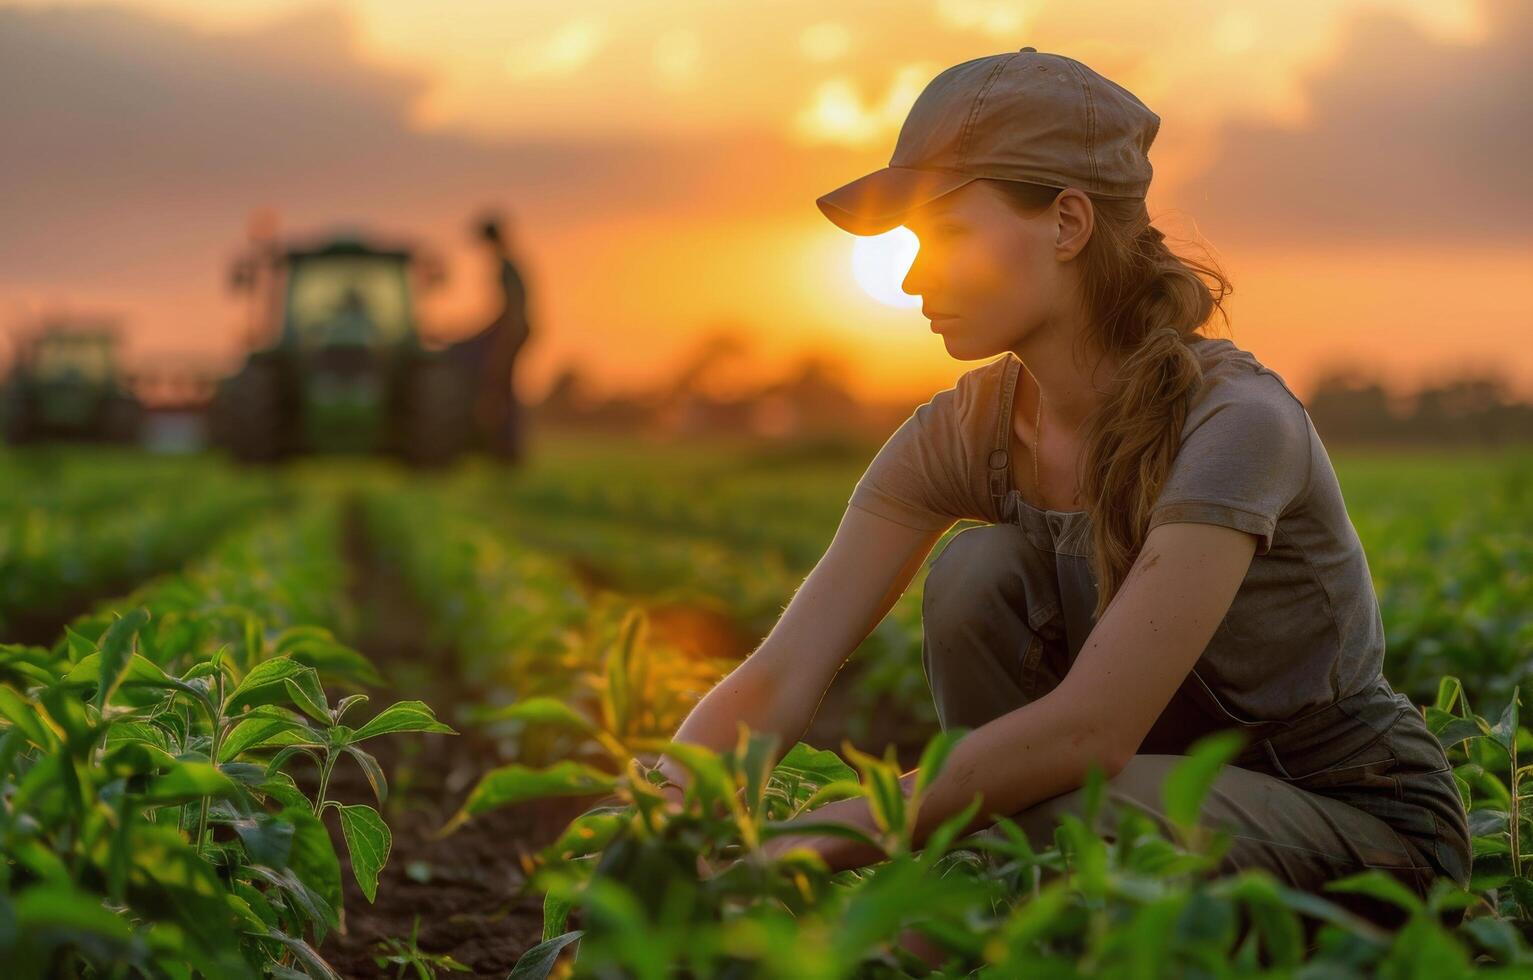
left=901, top=244, right=933, bottom=299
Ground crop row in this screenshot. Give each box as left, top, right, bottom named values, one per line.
left=0, top=491, right=452, bottom=977
left=379, top=473, right=939, bottom=749
left=0, top=451, right=281, bottom=637
left=402, top=452, right=1533, bottom=977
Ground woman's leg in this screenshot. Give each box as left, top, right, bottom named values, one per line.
left=900, top=520, right=1067, bottom=968
left=917, top=521, right=1438, bottom=938
left=921, top=522, right=1068, bottom=729
left=997, top=754, right=1436, bottom=931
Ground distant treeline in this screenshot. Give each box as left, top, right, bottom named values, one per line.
left=532, top=343, right=1532, bottom=447
left=1305, top=370, right=1533, bottom=447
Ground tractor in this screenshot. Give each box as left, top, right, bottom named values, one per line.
left=211, top=234, right=472, bottom=466
left=2, top=323, right=142, bottom=445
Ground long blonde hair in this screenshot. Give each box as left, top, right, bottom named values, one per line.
left=984, top=179, right=1233, bottom=621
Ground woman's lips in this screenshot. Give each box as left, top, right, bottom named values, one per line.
left=929, top=314, right=957, bottom=332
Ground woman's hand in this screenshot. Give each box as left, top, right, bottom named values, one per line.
left=693, top=832, right=836, bottom=882
left=758, top=831, right=838, bottom=866
left=657, top=781, right=686, bottom=813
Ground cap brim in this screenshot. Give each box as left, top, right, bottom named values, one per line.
left=816, top=167, right=977, bottom=236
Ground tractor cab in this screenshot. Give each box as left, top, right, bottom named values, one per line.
left=282, top=241, right=414, bottom=350
left=212, top=233, right=469, bottom=465
left=2, top=323, right=141, bottom=444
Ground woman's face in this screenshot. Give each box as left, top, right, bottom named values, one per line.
left=901, top=181, right=1081, bottom=361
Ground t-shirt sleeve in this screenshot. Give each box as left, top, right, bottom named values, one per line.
left=1146, top=381, right=1313, bottom=556
left=847, top=374, right=982, bottom=531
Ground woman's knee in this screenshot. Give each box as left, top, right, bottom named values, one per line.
left=1005, top=756, right=1185, bottom=852
left=922, top=523, right=1031, bottom=630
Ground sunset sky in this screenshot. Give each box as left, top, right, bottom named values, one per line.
left=1, top=0, right=1529, bottom=406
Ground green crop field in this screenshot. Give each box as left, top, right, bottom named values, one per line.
left=1, top=441, right=1528, bottom=978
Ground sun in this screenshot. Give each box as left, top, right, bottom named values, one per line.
left=851, top=227, right=922, bottom=309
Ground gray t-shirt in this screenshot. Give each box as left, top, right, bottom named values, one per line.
left=848, top=335, right=1386, bottom=722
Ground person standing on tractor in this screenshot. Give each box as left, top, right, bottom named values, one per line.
left=456, top=212, right=533, bottom=462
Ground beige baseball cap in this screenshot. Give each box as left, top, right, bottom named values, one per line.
left=816, top=47, right=1161, bottom=235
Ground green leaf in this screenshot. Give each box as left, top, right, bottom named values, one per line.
left=508, top=931, right=583, bottom=980
left=1324, top=868, right=1425, bottom=913
left=13, top=881, right=134, bottom=941
left=843, top=741, right=906, bottom=844
left=64, top=626, right=97, bottom=664
left=481, top=697, right=597, bottom=735
left=632, top=738, right=735, bottom=806
left=759, top=819, right=883, bottom=851
left=539, top=808, right=628, bottom=862
left=445, top=761, right=616, bottom=834
left=734, top=725, right=778, bottom=820
left=918, top=794, right=985, bottom=870
left=143, top=761, right=243, bottom=805
left=231, top=812, right=296, bottom=869
left=800, top=779, right=867, bottom=811
left=349, top=701, right=456, bottom=742
left=101, top=739, right=177, bottom=778
left=277, top=628, right=384, bottom=688
left=773, top=742, right=857, bottom=787
left=337, top=804, right=392, bottom=903
left=1162, top=729, right=1246, bottom=838
left=280, top=806, right=343, bottom=935
left=1432, top=716, right=1488, bottom=748
left=543, top=891, right=575, bottom=942
left=265, top=930, right=343, bottom=979
left=64, top=651, right=176, bottom=698
left=601, top=608, right=645, bottom=737
left=1490, top=688, right=1521, bottom=754
left=226, top=657, right=308, bottom=712
left=91, top=608, right=151, bottom=710
left=343, top=744, right=388, bottom=805
left=283, top=675, right=331, bottom=727
left=1433, top=676, right=1466, bottom=715
left=914, top=727, right=968, bottom=800
left=332, top=694, right=370, bottom=725
left=0, top=686, right=56, bottom=749
left=221, top=708, right=312, bottom=761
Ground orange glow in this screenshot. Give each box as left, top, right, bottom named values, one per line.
left=1, top=0, right=1526, bottom=409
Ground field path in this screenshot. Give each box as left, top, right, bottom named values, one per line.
left=316, top=504, right=554, bottom=979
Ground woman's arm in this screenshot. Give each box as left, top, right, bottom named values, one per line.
left=767, top=519, right=1259, bottom=870
left=654, top=505, right=948, bottom=792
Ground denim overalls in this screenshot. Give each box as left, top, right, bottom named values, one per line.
left=938, top=365, right=1474, bottom=904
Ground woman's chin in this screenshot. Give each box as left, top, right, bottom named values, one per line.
left=938, top=332, right=998, bottom=361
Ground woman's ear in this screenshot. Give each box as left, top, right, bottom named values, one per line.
left=1054, top=189, right=1094, bottom=260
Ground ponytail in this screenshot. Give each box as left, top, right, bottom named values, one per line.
left=1077, top=218, right=1232, bottom=620
left=983, top=180, right=1234, bottom=622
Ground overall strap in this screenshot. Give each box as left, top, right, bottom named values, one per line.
left=987, top=357, right=1020, bottom=520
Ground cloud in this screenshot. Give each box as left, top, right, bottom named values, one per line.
left=1188, top=0, right=1533, bottom=246
left=792, top=63, right=941, bottom=147
left=508, top=15, right=609, bottom=80
left=653, top=28, right=702, bottom=88
left=934, top=0, right=1030, bottom=38
left=0, top=5, right=868, bottom=287
left=0, top=2, right=885, bottom=369
left=799, top=22, right=853, bottom=63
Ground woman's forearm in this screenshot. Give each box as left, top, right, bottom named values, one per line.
left=654, top=647, right=818, bottom=787
left=776, top=683, right=1122, bottom=871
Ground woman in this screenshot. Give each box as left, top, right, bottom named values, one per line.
left=654, top=48, right=1470, bottom=930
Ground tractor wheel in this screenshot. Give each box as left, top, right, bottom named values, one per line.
left=1, top=389, right=35, bottom=445
left=400, top=354, right=471, bottom=468
left=101, top=394, right=142, bottom=445
left=215, top=359, right=285, bottom=463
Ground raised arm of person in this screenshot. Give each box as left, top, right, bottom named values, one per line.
left=652, top=504, right=948, bottom=798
